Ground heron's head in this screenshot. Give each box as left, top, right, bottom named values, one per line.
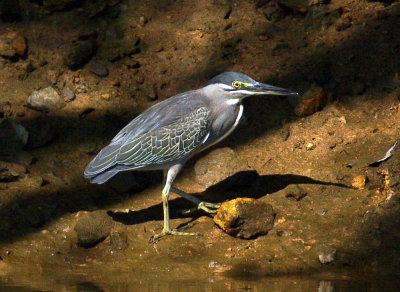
left=206, top=72, right=298, bottom=100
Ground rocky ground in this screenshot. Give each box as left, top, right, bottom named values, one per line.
left=0, top=0, right=400, bottom=290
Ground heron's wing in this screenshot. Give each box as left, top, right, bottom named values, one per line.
left=111, top=90, right=206, bottom=143
left=116, top=107, right=210, bottom=167
left=84, top=90, right=210, bottom=178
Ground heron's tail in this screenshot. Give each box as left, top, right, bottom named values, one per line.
left=87, top=169, right=120, bottom=184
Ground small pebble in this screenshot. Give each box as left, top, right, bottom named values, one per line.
left=294, top=139, right=305, bottom=149
left=306, top=142, right=316, bottom=151
left=352, top=175, right=368, bottom=190
left=319, top=248, right=336, bottom=264
left=208, top=261, right=222, bottom=269
left=27, top=86, right=64, bottom=113
left=62, top=87, right=75, bottom=102
left=285, top=185, right=307, bottom=201
left=88, top=61, right=109, bottom=77
left=101, top=93, right=111, bottom=100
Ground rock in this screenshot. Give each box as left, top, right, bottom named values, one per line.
left=0, top=162, right=26, bottom=182
left=318, top=247, right=336, bottom=264
left=214, top=198, right=275, bottom=239
left=101, top=93, right=111, bottom=100
left=294, top=139, right=305, bottom=149
left=24, top=117, right=57, bottom=149
left=194, top=147, right=250, bottom=189
left=27, top=87, right=64, bottom=113
left=62, top=87, right=76, bottom=102
left=285, top=184, right=307, bottom=201
left=352, top=175, right=368, bottom=190
left=64, top=41, right=94, bottom=70
left=294, top=84, right=326, bottom=117
left=88, top=61, right=109, bottom=77
left=74, top=210, right=114, bottom=248
left=306, top=142, right=316, bottom=151
left=0, top=31, right=27, bottom=59
left=0, top=119, right=29, bottom=156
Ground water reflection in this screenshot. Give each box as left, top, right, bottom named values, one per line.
left=319, top=280, right=335, bottom=292
left=0, top=273, right=399, bottom=292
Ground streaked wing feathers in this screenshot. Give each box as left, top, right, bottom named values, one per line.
left=84, top=143, right=121, bottom=177
left=116, top=107, right=210, bottom=166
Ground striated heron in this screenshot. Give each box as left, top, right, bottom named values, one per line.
left=84, top=72, right=298, bottom=240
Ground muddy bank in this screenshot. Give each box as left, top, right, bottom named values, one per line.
left=0, top=0, right=399, bottom=288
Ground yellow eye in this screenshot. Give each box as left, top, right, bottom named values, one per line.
left=232, top=81, right=241, bottom=89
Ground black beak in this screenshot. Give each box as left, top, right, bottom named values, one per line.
left=252, top=82, right=299, bottom=96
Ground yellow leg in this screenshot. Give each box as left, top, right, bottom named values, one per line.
left=150, top=165, right=200, bottom=242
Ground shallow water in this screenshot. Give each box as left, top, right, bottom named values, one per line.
left=0, top=270, right=399, bottom=292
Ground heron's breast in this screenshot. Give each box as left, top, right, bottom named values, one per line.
left=206, top=103, right=243, bottom=148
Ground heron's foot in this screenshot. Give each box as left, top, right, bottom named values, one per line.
left=149, top=228, right=200, bottom=243
left=180, top=201, right=221, bottom=215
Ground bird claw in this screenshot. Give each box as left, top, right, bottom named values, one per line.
left=149, top=229, right=200, bottom=243
left=180, top=201, right=221, bottom=216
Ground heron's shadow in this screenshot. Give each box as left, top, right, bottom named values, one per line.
left=108, top=171, right=349, bottom=225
